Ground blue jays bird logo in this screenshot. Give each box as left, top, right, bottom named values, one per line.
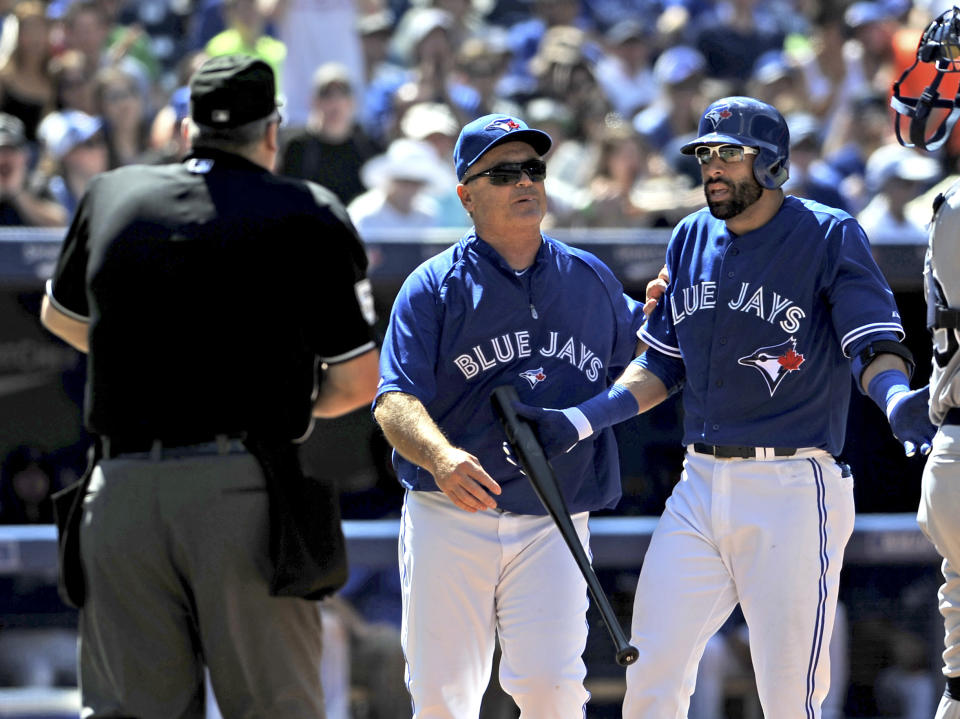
left=485, top=117, right=521, bottom=134
left=738, top=337, right=805, bottom=396
left=704, top=105, right=733, bottom=128
left=519, top=367, right=546, bottom=388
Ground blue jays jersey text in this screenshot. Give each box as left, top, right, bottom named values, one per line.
left=377, top=232, right=644, bottom=515
left=639, top=195, right=903, bottom=455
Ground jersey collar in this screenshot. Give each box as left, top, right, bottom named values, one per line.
left=182, top=148, right=270, bottom=174
left=461, top=230, right=549, bottom=275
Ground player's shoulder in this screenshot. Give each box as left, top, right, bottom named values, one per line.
left=673, top=205, right=721, bottom=236
left=781, top=194, right=856, bottom=228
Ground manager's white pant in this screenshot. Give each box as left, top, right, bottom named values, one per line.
left=400, top=490, right=591, bottom=719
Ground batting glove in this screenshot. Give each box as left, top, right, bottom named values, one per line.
left=887, top=384, right=936, bottom=457
left=511, top=401, right=581, bottom=459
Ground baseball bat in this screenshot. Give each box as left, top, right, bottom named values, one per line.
left=490, top=385, right=639, bottom=667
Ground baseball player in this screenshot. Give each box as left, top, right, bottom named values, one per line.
left=514, top=96, right=936, bottom=718
left=372, top=113, right=645, bottom=717
left=890, top=8, right=960, bottom=717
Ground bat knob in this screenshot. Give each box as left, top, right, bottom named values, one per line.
left=616, top=645, right=639, bottom=667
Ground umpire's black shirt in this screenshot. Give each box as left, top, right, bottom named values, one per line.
left=47, top=149, right=377, bottom=442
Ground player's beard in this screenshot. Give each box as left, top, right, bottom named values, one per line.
left=704, top=176, right=763, bottom=219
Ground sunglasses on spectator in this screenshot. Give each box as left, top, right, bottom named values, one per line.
left=463, top=158, right=547, bottom=185
left=694, top=145, right=759, bottom=165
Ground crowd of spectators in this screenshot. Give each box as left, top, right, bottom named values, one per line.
left=0, top=0, right=957, bottom=716
left=0, top=0, right=954, bottom=240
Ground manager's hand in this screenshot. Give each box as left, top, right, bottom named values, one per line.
left=511, top=401, right=580, bottom=459
left=432, top=447, right=501, bottom=512
left=644, top=264, right=669, bottom=317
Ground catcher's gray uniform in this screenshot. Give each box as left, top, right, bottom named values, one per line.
left=917, top=183, right=960, bottom=719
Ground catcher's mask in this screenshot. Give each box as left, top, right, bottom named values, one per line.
left=891, top=5, right=960, bottom=150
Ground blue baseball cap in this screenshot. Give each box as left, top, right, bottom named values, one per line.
left=653, top=45, right=705, bottom=86
left=453, top=114, right=552, bottom=181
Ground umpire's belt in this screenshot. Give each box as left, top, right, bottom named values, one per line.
left=101, top=433, right=246, bottom=460
left=944, top=407, right=960, bottom=426
left=692, top=443, right=798, bottom=460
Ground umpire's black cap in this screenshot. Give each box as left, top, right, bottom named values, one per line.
left=189, top=55, right=278, bottom=128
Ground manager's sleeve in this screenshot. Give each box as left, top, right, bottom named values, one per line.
left=377, top=269, right=442, bottom=405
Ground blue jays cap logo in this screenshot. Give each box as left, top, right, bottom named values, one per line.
left=704, top=105, right=733, bottom=128
left=485, top=117, right=522, bottom=134
left=738, top=337, right=805, bottom=396
left=519, top=366, right=546, bottom=388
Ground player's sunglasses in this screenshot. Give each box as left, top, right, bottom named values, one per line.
left=463, top=158, right=547, bottom=185
left=694, top=145, right=759, bottom=165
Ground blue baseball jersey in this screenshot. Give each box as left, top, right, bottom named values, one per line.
left=639, top=195, right=903, bottom=455
left=377, top=231, right=645, bottom=515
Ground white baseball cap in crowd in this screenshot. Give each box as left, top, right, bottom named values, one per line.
left=38, top=110, right=103, bottom=160
left=865, top=143, right=942, bottom=193
left=400, top=102, right=459, bottom=141
left=361, top=138, right=448, bottom=193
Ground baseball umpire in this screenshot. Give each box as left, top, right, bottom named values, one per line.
left=891, top=8, right=960, bottom=718
left=514, top=96, right=936, bottom=718
left=39, top=54, right=379, bottom=717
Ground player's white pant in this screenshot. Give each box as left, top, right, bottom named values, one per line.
left=918, top=425, right=960, bottom=682
left=399, top=490, right=591, bottom=719
left=623, top=448, right=854, bottom=719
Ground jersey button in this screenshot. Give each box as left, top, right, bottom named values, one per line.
left=730, top=248, right=740, bottom=255
left=715, top=379, right=724, bottom=388
left=719, top=337, right=727, bottom=345
left=712, top=424, right=720, bottom=430
left=727, top=271, right=735, bottom=278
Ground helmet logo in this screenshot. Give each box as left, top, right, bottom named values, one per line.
left=704, top=106, right=733, bottom=128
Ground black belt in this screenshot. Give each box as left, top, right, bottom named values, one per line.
left=692, top=443, right=798, bottom=459
left=945, top=408, right=960, bottom=426
left=101, top=433, right=246, bottom=459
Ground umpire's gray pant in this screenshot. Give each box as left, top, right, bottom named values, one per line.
left=78, top=448, right=327, bottom=719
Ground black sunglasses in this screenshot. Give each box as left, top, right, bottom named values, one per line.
left=463, top=158, right=547, bottom=185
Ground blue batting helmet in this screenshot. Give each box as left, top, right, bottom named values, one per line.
left=680, top=96, right=790, bottom=189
